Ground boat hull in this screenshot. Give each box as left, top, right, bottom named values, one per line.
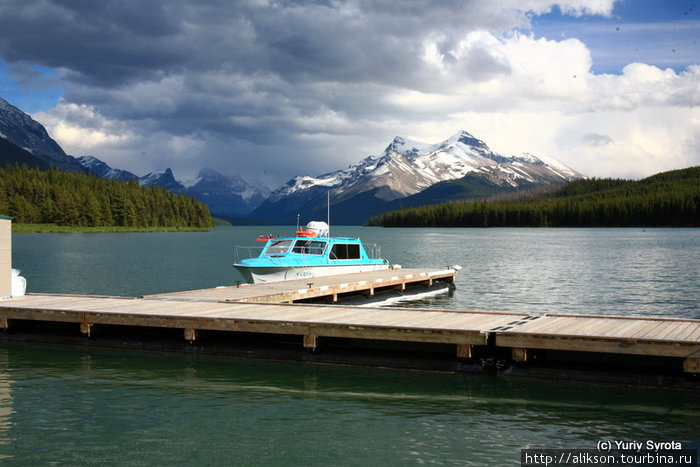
left=235, top=263, right=392, bottom=284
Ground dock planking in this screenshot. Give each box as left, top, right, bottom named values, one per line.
left=0, top=267, right=698, bottom=379
left=0, top=294, right=523, bottom=348
left=143, top=268, right=457, bottom=304
left=496, top=314, right=700, bottom=361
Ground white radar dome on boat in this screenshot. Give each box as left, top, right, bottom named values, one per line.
left=306, top=221, right=329, bottom=237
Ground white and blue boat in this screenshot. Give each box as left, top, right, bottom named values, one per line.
left=234, top=221, right=392, bottom=284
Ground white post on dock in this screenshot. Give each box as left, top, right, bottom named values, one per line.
left=0, top=216, right=12, bottom=298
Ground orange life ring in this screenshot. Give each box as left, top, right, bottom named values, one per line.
left=295, top=230, right=316, bottom=237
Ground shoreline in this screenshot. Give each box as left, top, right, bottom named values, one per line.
left=12, top=223, right=213, bottom=233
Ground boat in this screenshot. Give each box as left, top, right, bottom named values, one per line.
left=234, top=221, right=392, bottom=284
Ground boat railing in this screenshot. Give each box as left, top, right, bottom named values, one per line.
left=363, top=243, right=383, bottom=260
left=234, top=245, right=264, bottom=263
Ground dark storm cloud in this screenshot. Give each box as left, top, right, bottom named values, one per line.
left=0, top=0, right=611, bottom=182
left=0, top=0, right=184, bottom=86
left=0, top=0, right=519, bottom=87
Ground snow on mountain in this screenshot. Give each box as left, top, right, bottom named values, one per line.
left=138, top=168, right=185, bottom=192
left=184, top=167, right=271, bottom=216
left=0, top=97, right=86, bottom=173
left=270, top=130, right=583, bottom=204
left=78, top=156, right=183, bottom=190
left=77, top=156, right=139, bottom=182
left=76, top=156, right=270, bottom=217
left=184, top=167, right=268, bottom=201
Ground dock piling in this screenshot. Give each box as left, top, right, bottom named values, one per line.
left=303, top=334, right=318, bottom=350
left=456, top=344, right=472, bottom=359
left=184, top=328, right=197, bottom=342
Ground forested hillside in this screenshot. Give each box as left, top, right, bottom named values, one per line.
left=367, top=167, right=699, bottom=227
left=0, top=165, right=213, bottom=228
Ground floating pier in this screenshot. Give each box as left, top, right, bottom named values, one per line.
left=0, top=267, right=698, bottom=386
left=144, top=267, right=457, bottom=304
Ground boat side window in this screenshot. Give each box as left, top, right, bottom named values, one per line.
left=330, top=243, right=360, bottom=260
left=292, top=240, right=327, bottom=255
left=264, top=239, right=293, bottom=255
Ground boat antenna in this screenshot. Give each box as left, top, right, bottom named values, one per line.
left=327, top=190, right=330, bottom=237
left=296, top=213, right=300, bottom=232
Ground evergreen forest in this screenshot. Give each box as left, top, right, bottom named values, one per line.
left=366, top=167, right=699, bottom=228
left=0, top=165, right=213, bottom=229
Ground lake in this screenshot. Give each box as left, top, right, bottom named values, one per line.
left=2, top=227, right=699, bottom=465
left=11, top=226, right=699, bottom=318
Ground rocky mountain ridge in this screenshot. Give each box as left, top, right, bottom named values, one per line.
left=250, top=130, right=583, bottom=224
left=0, top=97, right=85, bottom=173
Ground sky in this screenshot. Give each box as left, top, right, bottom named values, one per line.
left=0, top=0, right=698, bottom=187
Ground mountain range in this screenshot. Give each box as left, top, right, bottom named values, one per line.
left=0, top=96, right=584, bottom=223
left=249, top=131, right=583, bottom=224
left=0, top=97, right=269, bottom=217
left=76, top=156, right=269, bottom=216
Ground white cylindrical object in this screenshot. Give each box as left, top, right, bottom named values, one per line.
left=11, top=268, right=26, bottom=297
left=306, top=221, right=329, bottom=237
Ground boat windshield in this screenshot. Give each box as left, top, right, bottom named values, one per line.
left=292, top=239, right=327, bottom=255
left=263, top=239, right=293, bottom=255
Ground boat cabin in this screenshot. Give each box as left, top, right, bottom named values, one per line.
left=234, top=221, right=390, bottom=283
left=261, top=237, right=368, bottom=262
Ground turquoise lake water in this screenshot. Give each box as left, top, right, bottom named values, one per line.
left=2, top=227, right=699, bottom=465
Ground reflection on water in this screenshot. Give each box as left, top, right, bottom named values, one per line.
left=0, top=350, right=12, bottom=461
left=0, top=343, right=698, bottom=465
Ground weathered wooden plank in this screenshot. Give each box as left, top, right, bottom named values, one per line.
left=640, top=321, right=692, bottom=341
left=543, top=318, right=607, bottom=336
left=453, top=314, right=525, bottom=330
left=500, top=317, right=697, bottom=345
left=578, top=317, right=647, bottom=337
left=670, top=322, right=700, bottom=342
left=684, top=324, right=700, bottom=341
left=495, top=333, right=697, bottom=358
left=511, top=316, right=686, bottom=342
left=606, top=319, right=667, bottom=339
left=509, top=316, right=570, bottom=334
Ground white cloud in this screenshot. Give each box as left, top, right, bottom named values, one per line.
left=33, top=101, right=133, bottom=150
left=8, top=0, right=697, bottom=186
left=387, top=32, right=700, bottom=179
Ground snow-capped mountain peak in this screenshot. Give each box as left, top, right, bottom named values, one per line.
left=77, top=155, right=138, bottom=182
left=431, top=130, right=486, bottom=152
left=139, top=168, right=180, bottom=189
left=259, top=130, right=584, bottom=220
left=184, top=167, right=271, bottom=203
left=384, top=135, right=435, bottom=159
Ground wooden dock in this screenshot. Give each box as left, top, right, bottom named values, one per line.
left=0, top=267, right=698, bottom=383
left=144, top=267, right=458, bottom=304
